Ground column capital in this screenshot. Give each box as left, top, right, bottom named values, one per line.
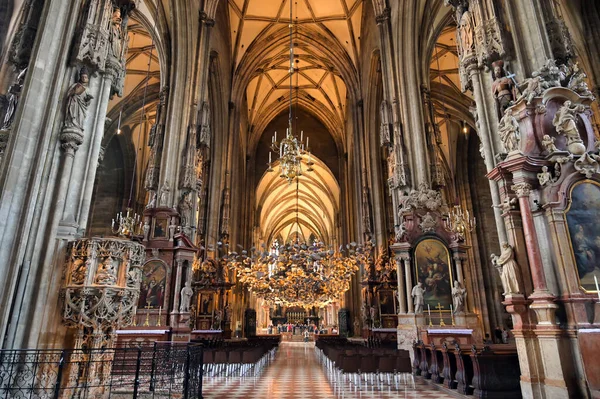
left=375, top=7, right=391, bottom=24
left=511, top=182, right=532, bottom=197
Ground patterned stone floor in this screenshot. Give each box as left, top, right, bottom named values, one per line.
left=202, top=342, right=456, bottom=398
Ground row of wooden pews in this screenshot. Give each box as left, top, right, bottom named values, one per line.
left=413, top=341, right=522, bottom=398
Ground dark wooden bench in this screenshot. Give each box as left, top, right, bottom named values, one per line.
left=412, top=342, right=422, bottom=376
left=455, top=343, right=474, bottom=395
left=441, top=342, right=457, bottom=389
left=470, top=345, right=521, bottom=399
left=428, top=342, right=444, bottom=383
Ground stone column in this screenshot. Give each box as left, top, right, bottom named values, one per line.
left=172, top=259, right=184, bottom=315
left=395, top=255, right=407, bottom=314
left=404, top=254, right=414, bottom=313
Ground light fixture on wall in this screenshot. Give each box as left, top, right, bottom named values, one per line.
left=462, top=120, right=469, bottom=134
left=267, top=0, right=312, bottom=184
left=444, top=204, right=476, bottom=242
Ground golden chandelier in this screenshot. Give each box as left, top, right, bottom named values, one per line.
left=444, top=205, right=476, bottom=242
left=226, top=241, right=372, bottom=308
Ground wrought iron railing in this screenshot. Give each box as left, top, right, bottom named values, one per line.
left=0, top=342, right=203, bottom=398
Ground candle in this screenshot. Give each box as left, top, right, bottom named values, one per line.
left=595, top=275, right=600, bottom=301
left=427, top=304, right=431, bottom=316
left=274, top=131, right=277, bottom=142
left=269, top=152, right=272, bottom=164
left=306, top=137, right=309, bottom=148
left=450, top=305, right=453, bottom=314
left=300, top=130, right=303, bottom=142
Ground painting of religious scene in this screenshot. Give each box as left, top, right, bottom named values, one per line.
left=138, top=261, right=167, bottom=309
left=378, top=289, right=396, bottom=315
left=198, top=292, right=214, bottom=315
left=153, top=217, right=168, bottom=238
left=566, top=181, right=600, bottom=291
left=414, top=238, right=453, bottom=311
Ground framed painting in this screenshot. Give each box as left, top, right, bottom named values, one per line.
left=414, top=238, right=453, bottom=311
left=565, top=180, right=600, bottom=292
left=138, top=261, right=167, bottom=309
left=378, top=289, right=396, bottom=315
left=198, top=292, right=215, bottom=315
left=153, top=217, right=168, bottom=238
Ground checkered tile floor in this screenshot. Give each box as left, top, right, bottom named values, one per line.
left=202, top=342, right=455, bottom=398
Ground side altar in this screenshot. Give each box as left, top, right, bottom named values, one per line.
left=390, top=184, right=483, bottom=358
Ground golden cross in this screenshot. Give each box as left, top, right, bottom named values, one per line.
left=435, top=303, right=446, bottom=327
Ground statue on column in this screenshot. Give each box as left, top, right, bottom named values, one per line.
left=457, top=5, right=474, bottom=60
left=452, top=281, right=467, bottom=314
left=491, top=243, right=522, bottom=295
left=0, top=68, right=26, bottom=131
left=108, top=8, right=124, bottom=60
left=63, top=67, right=93, bottom=133
left=159, top=181, right=170, bottom=207
left=491, top=61, right=517, bottom=115
left=498, top=108, right=520, bottom=153
left=553, top=100, right=586, bottom=155
left=411, top=282, right=425, bottom=314
left=180, top=280, right=193, bottom=312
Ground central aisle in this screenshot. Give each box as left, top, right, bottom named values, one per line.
left=202, top=341, right=455, bottom=399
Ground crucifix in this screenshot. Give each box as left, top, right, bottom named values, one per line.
left=143, top=300, right=151, bottom=326
left=435, top=303, right=446, bottom=327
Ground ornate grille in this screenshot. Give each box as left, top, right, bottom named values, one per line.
left=0, top=343, right=203, bottom=398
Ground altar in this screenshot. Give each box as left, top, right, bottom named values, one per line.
left=422, top=328, right=474, bottom=346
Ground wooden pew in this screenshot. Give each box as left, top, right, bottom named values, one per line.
left=428, top=342, right=444, bottom=384
left=454, top=343, right=474, bottom=395
left=412, top=342, right=422, bottom=376
left=419, top=343, right=432, bottom=379
left=470, top=344, right=521, bottom=399
left=441, top=342, right=457, bottom=389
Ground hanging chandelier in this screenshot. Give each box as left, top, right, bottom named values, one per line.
left=443, top=205, right=476, bottom=242
left=226, top=240, right=372, bottom=308
left=267, top=0, right=312, bottom=184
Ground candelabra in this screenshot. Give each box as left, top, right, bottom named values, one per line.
left=268, top=126, right=313, bottom=183
left=111, top=208, right=143, bottom=237
left=443, top=205, right=476, bottom=242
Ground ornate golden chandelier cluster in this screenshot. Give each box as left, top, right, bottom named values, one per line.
left=268, top=128, right=313, bottom=183
left=226, top=241, right=372, bottom=308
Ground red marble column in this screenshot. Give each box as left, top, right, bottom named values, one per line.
left=512, top=183, right=549, bottom=294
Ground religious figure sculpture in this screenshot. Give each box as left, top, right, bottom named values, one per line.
left=452, top=281, right=467, bottom=314
left=491, top=61, right=517, bottom=115
left=457, top=6, right=474, bottom=60
left=419, top=212, right=437, bottom=233
left=541, top=134, right=559, bottom=153
left=380, top=100, right=391, bottom=146
left=498, top=108, right=520, bottom=153
left=567, top=63, right=594, bottom=98
left=0, top=68, right=26, bottom=130
left=146, top=191, right=157, bottom=208
left=517, top=76, right=543, bottom=105
left=491, top=243, right=522, bottom=295
left=179, top=280, right=193, bottom=312
left=95, top=257, right=117, bottom=285
left=198, top=102, right=211, bottom=148
left=159, top=181, right=170, bottom=207
left=108, top=8, right=124, bottom=60
left=411, top=282, right=425, bottom=314
left=63, top=67, right=93, bottom=132
left=553, top=100, right=586, bottom=155
left=537, top=166, right=554, bottom=186
left=71, top=259, right=87, bottom=284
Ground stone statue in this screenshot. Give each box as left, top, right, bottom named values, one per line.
left=457, top=6, right=474, bottom=60
left=380, top=100, right=391, bottom=146
left=517, top=75, right=543, bottom=105
left=159, top=181, right=170, bottom=207
left=198, top=101, right=211, bottom=148
left=108, top=8, right=124, bottom=60
left=567, top=63, right=593, bottom=98
left=541, top=134, right=559, bottom=153
left=0, top=68, right=26, bottom=130
left=498, top=108, right=520, bottom=153
left=553, top=100, right=586, bottom=155
left=95, top=257, right=117, bottom=285
left=537, top=166, right=554, bottom=186
left=452, top=281, right=466, bottom=314
left=63, top=67, right=93, bottom=132
left=395, top=221, right=407, bottom=242
left=491, top=61, right=517, bottom=114
left=179, top=280, right=193, bottom=312
left=419, top=212, right=437, bottom=233
left=491, top=243, right=522, bottom=295
left=146, top=191, right=157, bottom=208
left=411, top=282, right=425, bottom=314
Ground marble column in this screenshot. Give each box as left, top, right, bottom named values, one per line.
left=395, top=255, right=407, bottom=314
left=172, top=259, right=184, bottom=314
left=404, top=254, right=414, bottom=313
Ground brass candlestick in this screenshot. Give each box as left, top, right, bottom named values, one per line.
left=143, top=301, right=151, bottom=326
left=157, top=306, right=162, bottom=327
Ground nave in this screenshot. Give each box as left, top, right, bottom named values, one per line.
left=202, top=342, right=453, bottom=399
